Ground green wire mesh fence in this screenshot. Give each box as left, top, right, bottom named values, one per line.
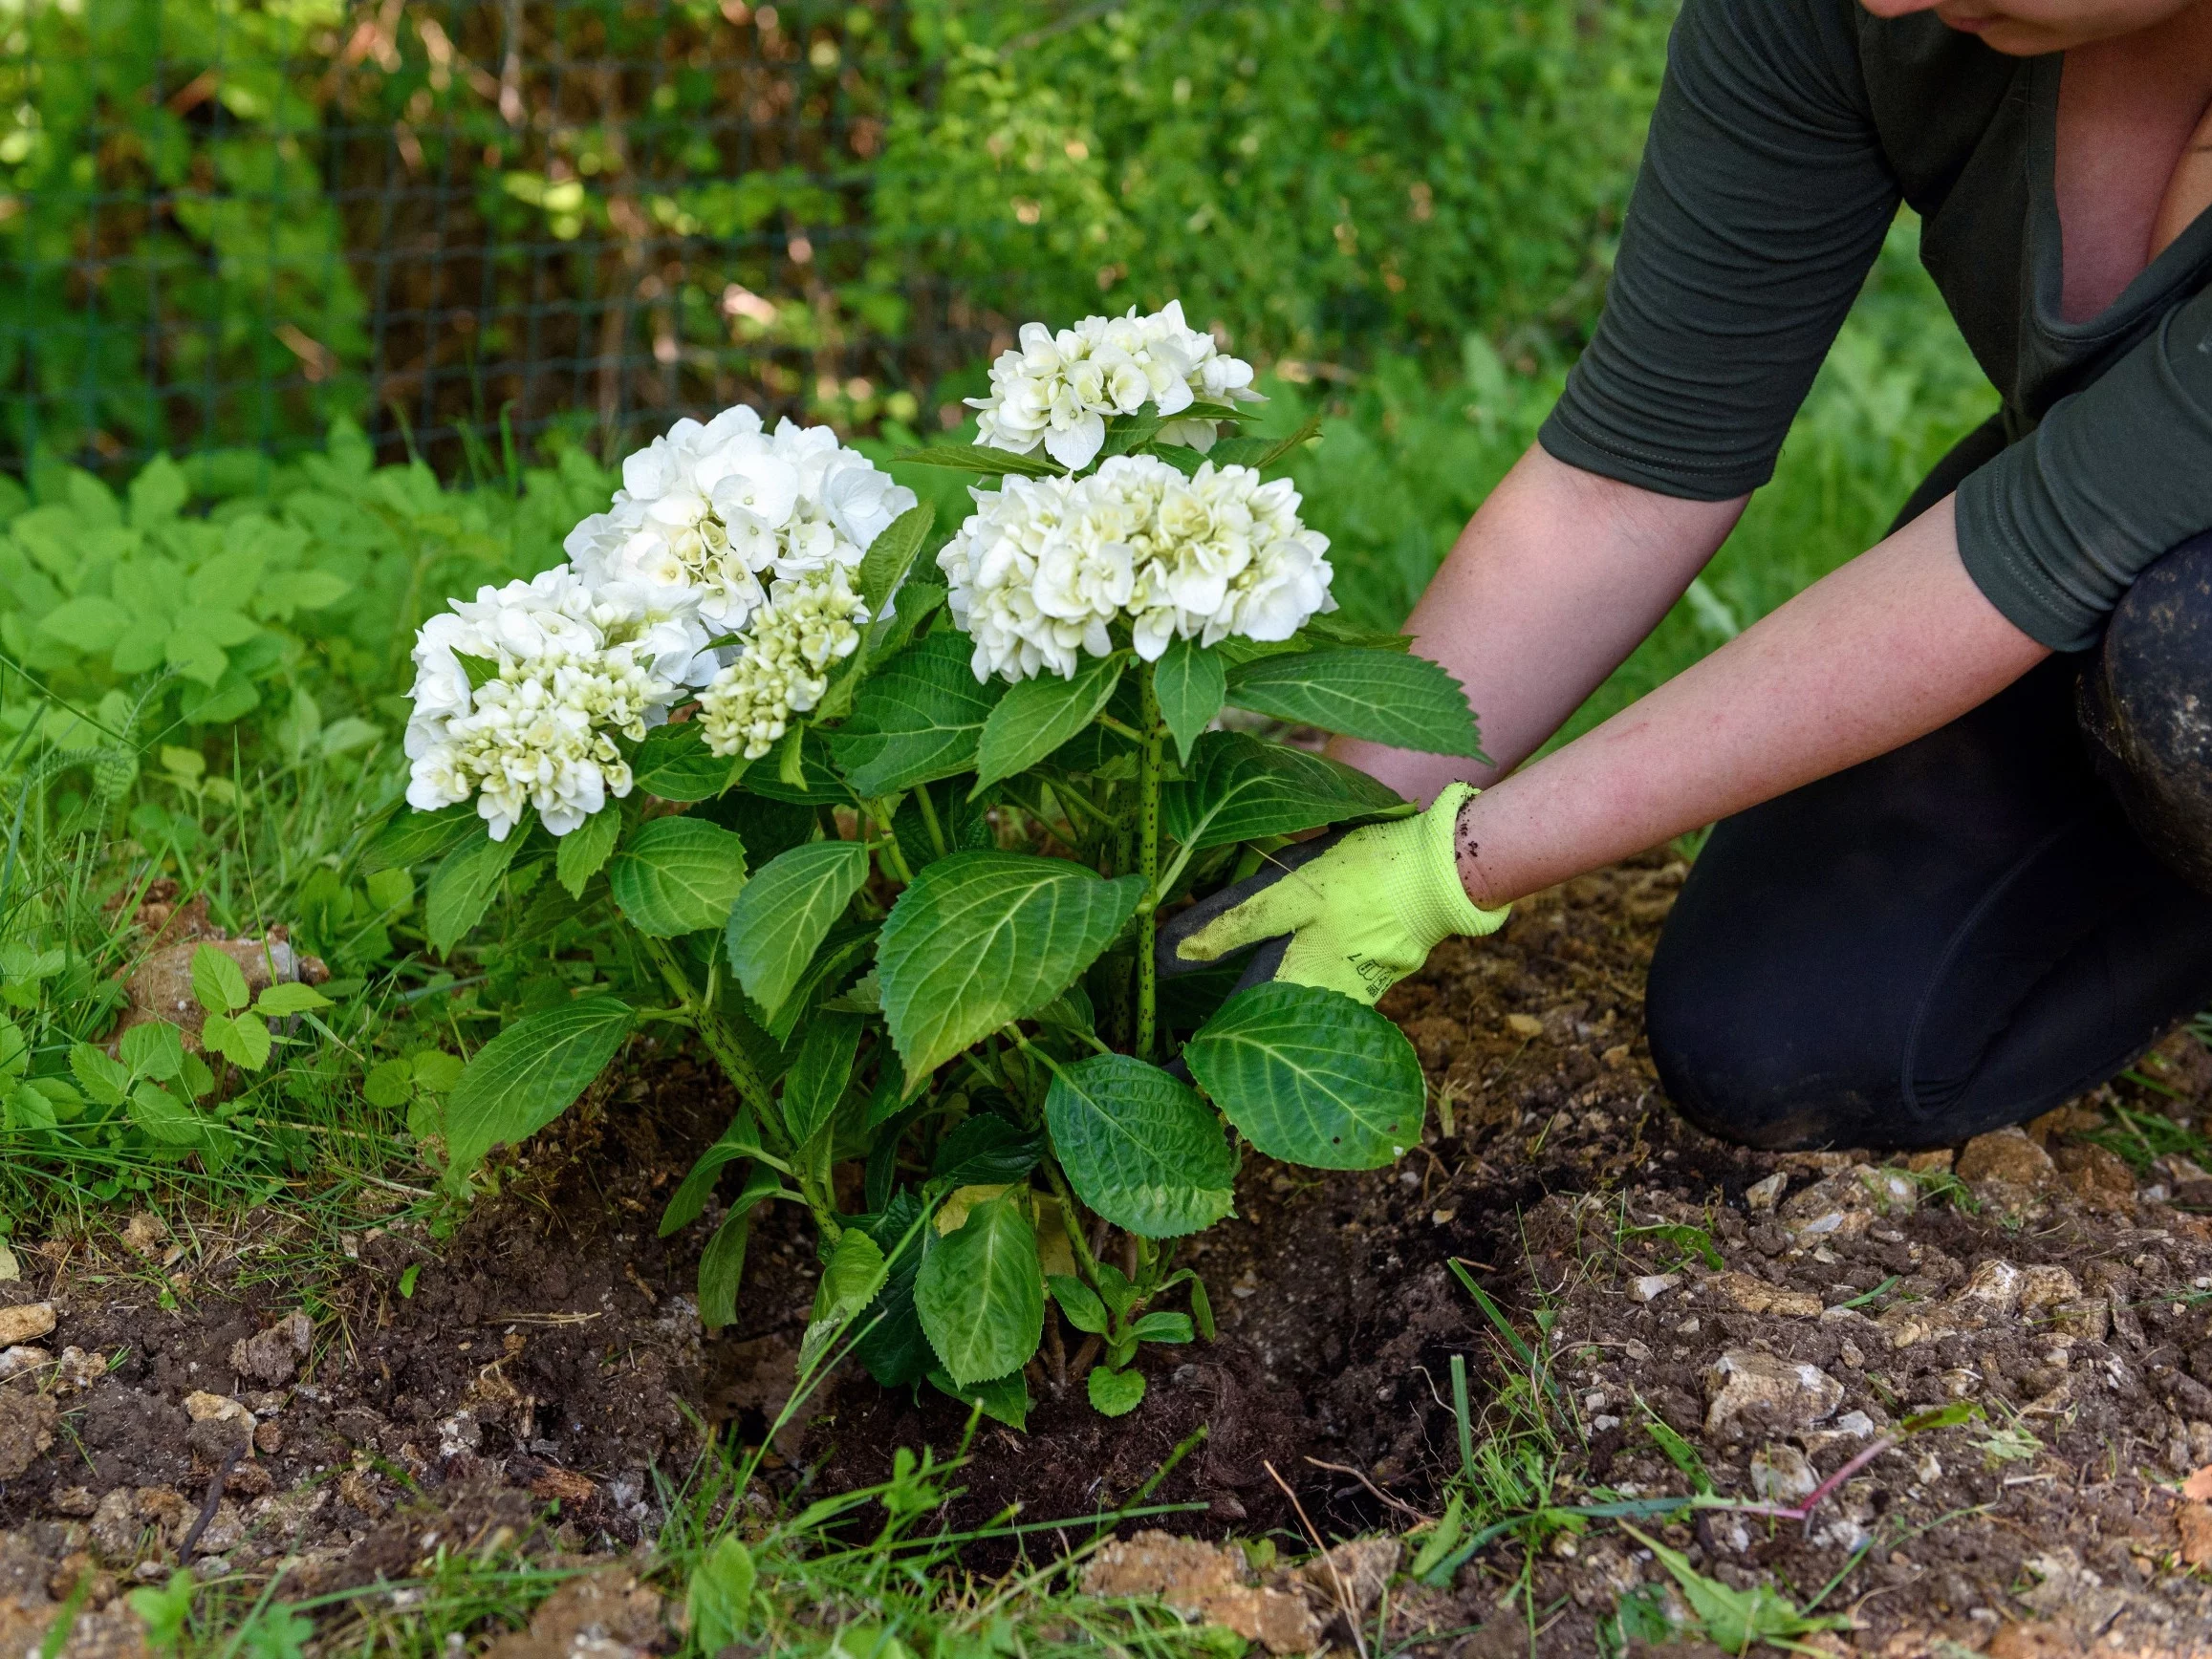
left=2, top=0, right=974, bottom=478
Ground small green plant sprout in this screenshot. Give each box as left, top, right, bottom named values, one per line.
left=362, top=1048, right=466, bottom=1145
left=190, top=943, right=333, bottom=1071
left=391, top=307, right=1486, bottom=1420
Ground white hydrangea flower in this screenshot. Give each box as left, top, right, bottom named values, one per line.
left=968, top=301, right=1265, bottom=471
left=403, top=567, right=704, bottom=839
left=697, top=567, right=871, bottom=760
left=565, top=405, right=915, bottom=637
left=937, top=454, right=1334, bottom=682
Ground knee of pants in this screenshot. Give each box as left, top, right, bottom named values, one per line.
left=2081, top=528, right=2212, bottom=894
left=1644, top=921, right=1885, bottom=1153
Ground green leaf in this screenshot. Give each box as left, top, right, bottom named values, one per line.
left=424, top=830, right=521, bottom=955
left=878, top=852, right=1143, bottom=1089
left=761, top=921, right=878, bottom=1045
left=1298, top=612, right=1413, bottom=653
left=1163, top=730, right=1411, bottom=851
left=633, top=722, right=736, bottom=802
left=189, top=944, right=250, bottom=1015
left=0, top=1018, right=24, bottom=1082
left=830, top=633, right=1005, bottom=796
left=119, top=1020, right=186, bottom=1082
left=743, top=727, right=854, bottom=806
left=857, top=502, right=937, bottom=614
left=914, top=1191, right=1045, bottom=1387
left=687, top=1537, right=757, bottom=1655
left=1130, top=1310, right=1194, bottom=1344
left=972, top=653, right=1125, bottom=794
left=1225, top=649, right=1486, bottom=758
left=1153, top=639, right=1225, bottom=767
left=1087, top=1367, right=1146, bottom=1416
left=69, top=1044, right=132, bottom=1109
left=362, top=803, right=484, bottom=874
left=128, top=454, right=190, bottom=528
left=203, top=1010, right=273, bottom=1078
left=781, top=1013, right=862, bottom=1149
left=725, top=840, right=869, bottom=1019
left=1046, top=1274, right=1109, bottom=1336
left=857, top=1192, right=935, bottom=1388
left=254, top=981, right=331, bottom=1017
left=927, top=1366, right=1031, bottom=1430
left=39, top=596, right=131, bottom=653
left=451, top=651, right=501, bottom=692
left=363, top=1057, right=413, bottom=1110
left=442, top=998, right=634, bottom=1184
left=930, top=1114, right=1044, bottom=1190
left=608, top=818, right=748, bottom=937
left=802, top=1228, right=890, bottom=1367
left=700, top=1163, right=787, bottom=1330
left=1043, top=1054, right=1237, bottom=1239
left=1184, top=981, right=1426, bottom=1170
left=129, top=1081, right=210, bottom=1147
left=1204, top=410, right=1322, bottom=470
left=555, top=806, right=621, bottom=898
left=894, top=443, right=1065, bottom=478
left=659, top=1110, right=772, bottom=1237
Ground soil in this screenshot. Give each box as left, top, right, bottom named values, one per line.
left=8, top=849, right=2212, bottom=1656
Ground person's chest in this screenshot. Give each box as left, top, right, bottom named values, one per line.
left=1861, top=11, right=2212, bottom=431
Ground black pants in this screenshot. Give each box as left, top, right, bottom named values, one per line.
left=1647, top=525, right=2212, bottom=1152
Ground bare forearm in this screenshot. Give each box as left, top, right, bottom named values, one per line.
left=1331, top=444, right=1746, bottom=802
left=1453, top=495, right=2050, bottom=907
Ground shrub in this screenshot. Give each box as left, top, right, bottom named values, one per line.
left=389, top=303, right=1486, bottom=1422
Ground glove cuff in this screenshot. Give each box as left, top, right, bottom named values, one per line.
left=1399, top=783, right=1510, bottom=943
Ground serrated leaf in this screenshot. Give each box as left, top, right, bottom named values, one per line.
left=1162, top=730, right=1411, bottom=851
left=608, top=818, right=748, bottom=937
left=878, top=852, right=1143, bottom=1089
left=254, top=981, right=331, bottom=1016
left=761, top=920, right=878, bottom=1045
left=830, top=632, right=1004, bottom=796
left=972, top=652, right=1124, bottom=794
left=189, top=945, right=250, bottom=1015
left=802, top=1228, right=890, bottom=1368
left=1130, top=1310, right=1194, bottom=1343
left=129, top=1082, right=211, bottom=1147
left=1204, top=410, right=1322, bottom=470
left=451, top=651, right=500, bottom=692
left=633, top=722, right=736, bottom=802
left=70, top=1044, right=131, bottom=1108
left=1184, top=980, right=1425, bottom=1170
left=119, top=1020, right=186, bottom=1082
left=1225, top=648, right=1486, bottom=758
left=894, top=443, right=1066, bottom=479
left=556, top=806, right=621, bottom=898
left=442, top=997, right=634, bottom=1184
left=361, top=803, right=483, bottom=874
left=687, top=1537, right=757, bottom=1656
left=915, top=1190, right=1044, bottom=1387
left=857, top=502, right=937, bottom=614
left=927, top=1366, right=1030, bottom=1429
left=1044, top=1053, right=1238, bottom=1239
left=724, top=840, right=868, bottom=1018
left=38, top=596, right=131, bottom=653
left=930, top=1113, right=1045, bottom=1190
left=1153, top=639, right=1225, bottom=767
left=424, top=829, right=520, bottom=955
left=781, top=1012, right=862, bottom=1149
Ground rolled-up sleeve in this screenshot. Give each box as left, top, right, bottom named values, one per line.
left=1539, top=0, right=1899, bottom=500
left=1956, top=286, right=2212, bottom=650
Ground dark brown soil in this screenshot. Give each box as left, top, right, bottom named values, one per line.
left=8, top=851, right=2212, bottom=1655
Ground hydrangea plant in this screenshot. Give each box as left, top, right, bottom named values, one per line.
left=381, top=305, right=1486, bottom=1424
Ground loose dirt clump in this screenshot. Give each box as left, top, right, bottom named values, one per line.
left=7, top=850, right=2212, bottom=1655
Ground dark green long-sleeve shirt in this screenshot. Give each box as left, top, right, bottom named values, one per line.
left=1537, top=0, right=2212, bottom=652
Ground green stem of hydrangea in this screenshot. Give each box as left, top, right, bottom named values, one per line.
left=1136, top=661, right=1162, bottom=1061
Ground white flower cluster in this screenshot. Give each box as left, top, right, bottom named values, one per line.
left=406, top=406, right=913, bottom=837
left=403, top=567, right=705, bottom=839
left=968, top=301, right=1264, bottom=472
left=565, top=404, right=915, bottom=636
left=937, top=454, right=1334, bottom=682
left=698, top=567, right=870, bottom=760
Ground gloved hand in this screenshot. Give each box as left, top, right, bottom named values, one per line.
left=1158, top=783, right=1511, bottom=1005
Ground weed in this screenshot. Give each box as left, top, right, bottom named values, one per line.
left=1618, top=1524, right=1851, bottom=1655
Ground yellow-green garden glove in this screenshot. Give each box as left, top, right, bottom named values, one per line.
left=1158, top=784, right=1510, bottom=1005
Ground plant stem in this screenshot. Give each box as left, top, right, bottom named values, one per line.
left=863, top=798, right=916, bottom=885
left=1136, top=662, right=1162, bottom=1061
left=910, top=782, right=950, bottom=860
